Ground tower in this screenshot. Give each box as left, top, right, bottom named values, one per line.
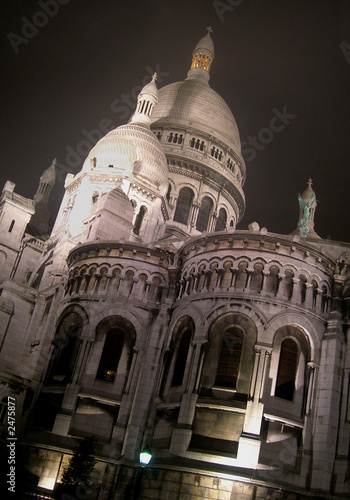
left=151, top=28, right=245, bottom=239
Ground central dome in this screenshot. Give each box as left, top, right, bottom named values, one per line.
left=151, top=78, right=241, bottom=155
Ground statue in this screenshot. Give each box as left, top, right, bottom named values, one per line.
left=298, top=192, right=315, bottom=237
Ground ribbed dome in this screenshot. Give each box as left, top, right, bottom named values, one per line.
left=151, top=79, right=241, bottom=154
left=82, top=123, right=168, bottom=187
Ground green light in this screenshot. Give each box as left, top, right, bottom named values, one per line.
left=139, top=446, right=152, bottom=466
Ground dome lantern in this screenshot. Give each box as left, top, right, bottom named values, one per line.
left=131, top=73, right=159, bottom=127
left=187, top=27, right=215, bottom=84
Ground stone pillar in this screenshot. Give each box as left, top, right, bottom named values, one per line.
left=210, top=211, right=217, bottom=232
left=260, top=272, right=269, bottom=294
left=275, top=273, right=282, bottom=296
left=170, top=338, right=207, bottom=456
left=121, top=305, right=170, bottom=462
left=314, top=288, right=323, bottom=312
left=310, top=311, right=345, bottom=492
left=229, top=269, right=238, bottom=290
left=291, top=278, right=300, bottom=304
left=190, top=203, right=200, bottom=228
left=304, top=362, right=317, bottom=417
left=204, top=270, right=212, bottom=291
left=245, top=269, right=253, bottom=290
left=214, top=268, right=225, bottom=291
left=238, top=347, right=271, bottom=467
left=304, top=283, right=313, bottom=309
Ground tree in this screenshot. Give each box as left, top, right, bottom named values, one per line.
left=53, top=437, right=96, bottom=499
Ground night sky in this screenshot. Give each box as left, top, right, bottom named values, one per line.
left=1, top=0, right=349, bottom=242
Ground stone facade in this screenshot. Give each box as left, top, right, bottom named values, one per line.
left=0, top=31, right=349, bottom=499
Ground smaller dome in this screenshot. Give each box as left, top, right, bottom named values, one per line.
left=83, top=123, right=168, bottom=187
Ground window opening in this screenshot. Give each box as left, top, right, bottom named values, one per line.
left=96, top=328, right=124, bottom=383
left=196, top=196, right=213, bottom=232
left=275, top=338, right=299, bottom=401
left=173, top=187, right=194, bottom=225
left=215, top=327, right=243, bottom=388
left=133, top=205, right=147, bottom=235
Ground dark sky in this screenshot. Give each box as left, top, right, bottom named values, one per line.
left=1, top=0, right=349, bottom=242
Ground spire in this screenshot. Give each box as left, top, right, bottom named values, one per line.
left=130, top=73, right=158, bottom=127
left=28, top=159, right=57, bottom=238
left=34, top=159, right=57, bottom=204
left=296, top=178, right=320, bottom=238
left=187, top=27, right=215, bottom=84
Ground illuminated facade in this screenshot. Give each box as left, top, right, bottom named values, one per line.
left=0, top=30, right=350, bottom=499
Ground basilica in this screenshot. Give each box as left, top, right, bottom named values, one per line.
left=0, top=30, right=349, bottom=499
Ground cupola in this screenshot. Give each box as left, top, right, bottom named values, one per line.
left=187, top=27, right=215, bottom=83
left=131, top=73, right=159, bottom=126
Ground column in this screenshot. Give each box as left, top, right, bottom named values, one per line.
left=228, top=268, right=238, bottom=290
left=305, top=283, right=313, bottom=309
left=310, top=311, right=345, bottom=492
left=260, top=272, right=269, bottom=294
left=214, top=268, right=225, bottom=291
left=190, top=203, right=200, bottom=228
left=245, top=269, right=253, bottom=290
left=291, top=277, right=300, bottom=304
left=238, top=347, right=271, bottom=467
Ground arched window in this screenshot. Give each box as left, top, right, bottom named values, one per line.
left=215, top=327, right=243, bottom=388
left=266, top=265, right=279, bottom=294
left=96, top=328, right=125, bottom=383
left=166, top=184, right=171, bottom=202
left=275, top=338, right=299, bottom=401
left=235, top=262, right=248, bottom=289
left=94, top=316, right=136, bottom=394
left=133, top=205, right=147, bottom=235
left=215, top=208, right=227, bottom=232
left=196, top=196, right=213, bottom=232
left=201, top=313, right=257, bottom=397
left=47, top=313, right=83, bottom=384
left=250, top=263, right=264, bottom=291
left=174, top=187, right=194, bottom=225
left=171, top=329, right=191, bottom=387
left=162, top=317, right=195, bottom=396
